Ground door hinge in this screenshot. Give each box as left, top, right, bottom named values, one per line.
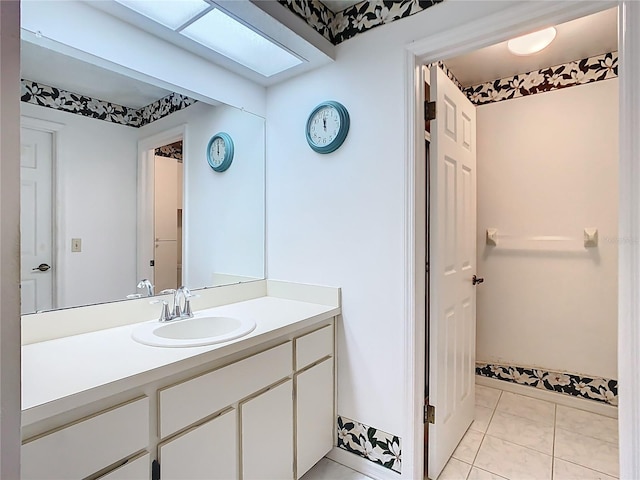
left=152, top=460, right=160, bottom=480
left=424, top=101, right=436, bottom=121
left=425, top=404, right=435, bottom=424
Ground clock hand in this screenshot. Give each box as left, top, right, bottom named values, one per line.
left=323, top=117, right=326, bottom=131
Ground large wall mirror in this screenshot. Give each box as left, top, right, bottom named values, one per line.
left=20, top=33, right=266, bottom=314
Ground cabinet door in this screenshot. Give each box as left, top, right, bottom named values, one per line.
left=159, top=409, right=237, bottom=480
left=296, top=358, right=334, bottom=478
left=242, top=380, right=293, bottom=480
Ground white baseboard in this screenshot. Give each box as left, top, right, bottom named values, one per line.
left=476, top=376, right=618, bottom=418
left=326, top=447, right=400, bottom=479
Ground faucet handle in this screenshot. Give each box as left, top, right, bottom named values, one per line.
left=150, top=300, right=171, bottom=322
left=180, top=288, right=199, bottom=318
left=160, top=289, right=176, bottom=295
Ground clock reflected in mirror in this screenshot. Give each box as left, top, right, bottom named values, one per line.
left=306, top=101, right=350, bottom=154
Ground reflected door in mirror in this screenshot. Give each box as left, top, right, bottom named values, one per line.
left=154, top=154, right=183, bottom=292
left=20, top=127, right=54, bottom=313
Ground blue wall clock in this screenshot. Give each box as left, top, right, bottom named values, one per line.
left=206, top=132, right=234, bottom=172
left=306, top=101, right=350, bottom=154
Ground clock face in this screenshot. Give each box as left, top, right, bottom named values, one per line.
left=206, top=133, right=234, bottom=172
left=306, top=101, right=350, bottom=154
left=209, top=137, right=226, bottom=168
left=308, top=106, right=341, bottom=148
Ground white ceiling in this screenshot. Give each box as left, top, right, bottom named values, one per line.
left=21, top=41, right=173, bottom=108
left=321, top=1, right=362, bottom=13
left=87, top=0, right=335, bottom=87
left=445, top=7, right=618, bottom=87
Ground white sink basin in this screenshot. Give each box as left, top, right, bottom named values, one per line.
left=132, top=315, right=256, bottom=347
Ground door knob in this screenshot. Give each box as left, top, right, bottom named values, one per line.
left=32, top=263, right=51, bottom=272
left=472, top=275, right=484, bottom=286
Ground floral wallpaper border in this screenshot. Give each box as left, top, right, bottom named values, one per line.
left=21, top=79, right=197, bottom=128
left=337, top=415, right=401, bottom=473
left=476, top=363, right=618, bottom=406
left=155, top=141, right=183, bottom=161
left=463, top=51, right=618, bottom=106
left=135, top=92, right=197, bottom=128
left=278, top=0, right=443, bottom=45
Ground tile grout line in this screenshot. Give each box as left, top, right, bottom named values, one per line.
left=556, top=457, right=619, bottom=479
left=551, top=403, right=557, bottom=480
left=554, top=424, right=620, bottom=447
left=467, top=389, right=503, bottom=478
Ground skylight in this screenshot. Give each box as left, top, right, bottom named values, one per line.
left=115, top=0, right=210, bottom=30
left=114, top=1, right=303, bottom=77
left=181, top=9, right=303, bottom=77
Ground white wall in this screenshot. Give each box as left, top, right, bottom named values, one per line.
left=476, top=79, right=618, bottom=379
left=266, top=1, right=508, bottom=440
left=139, top=102, right=265, bottom=288
left=21, top=103, right=139, bottom=309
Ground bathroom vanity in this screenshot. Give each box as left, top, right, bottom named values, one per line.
left=21, top=281, right=340, bottom=480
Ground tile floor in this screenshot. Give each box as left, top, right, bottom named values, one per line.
left=440, top=385, right=619, bottom=480
left=300, top=458, right=372, bottom=480
left=300, top=385, right=619, bottom=480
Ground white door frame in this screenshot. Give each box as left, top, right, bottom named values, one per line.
left=0, top=2, right=21, bottom=477
left=403, top=2, right=639, bottom=479
left=136, top=125, right=187, bottom=288
left=20, top=116, right=64, bottom=310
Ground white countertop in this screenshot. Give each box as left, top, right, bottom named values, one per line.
left=22, top=296, right=339, bottom=426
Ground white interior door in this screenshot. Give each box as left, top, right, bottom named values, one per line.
left=428, top=66, right=477, bottom=479
left=20, top=127, right=54, bottom=313
left=154, top=155, right=178, bottom=291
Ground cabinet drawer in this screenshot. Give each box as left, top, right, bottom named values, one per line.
left=295, top=324, right=333, bottom=370
left=160, top=342, right=292, bottom=437
left=98, top=453, right=150, bottom=480
left=22, top=397, right=149, bottom=480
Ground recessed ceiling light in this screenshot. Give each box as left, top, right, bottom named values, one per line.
left=181, top=9, right=303, bottom=77
left=114, top=0, right=210, bottom=30
left=507, top=27, right=557, bottom=56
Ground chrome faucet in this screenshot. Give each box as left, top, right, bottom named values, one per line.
left=177, top=286, right=194, bottom=318
left=137, top=279, right=154, bottom=297
left=155, top=286, right=195, bottom=322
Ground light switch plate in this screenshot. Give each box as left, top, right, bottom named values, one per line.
left=71, top=238, right=82, bottom=252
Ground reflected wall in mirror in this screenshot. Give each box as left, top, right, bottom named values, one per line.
left=19, top=37, right=266, bottom=314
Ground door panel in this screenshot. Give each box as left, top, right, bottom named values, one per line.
left=20, top=127, right=53, bottom=313
left=428, top=66, right=477, bottom=479
left=154, top=155, right=179, bottom=291
left=242, top=380, right=293, bottom=480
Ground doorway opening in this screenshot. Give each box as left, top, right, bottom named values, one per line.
left=414, top=5, right=621, bottom=479
left=136, top=126, right=187, bottom=295
left=153, top=140, right=184, bottom=292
